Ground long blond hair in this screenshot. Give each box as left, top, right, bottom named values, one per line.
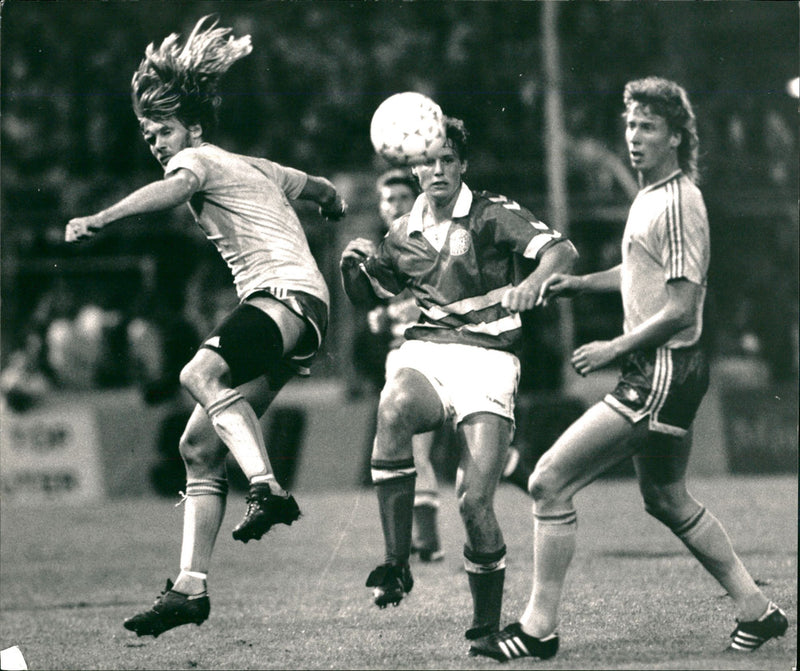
left=131, top=15, right=252, bottom=134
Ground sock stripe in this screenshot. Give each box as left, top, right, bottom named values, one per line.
left=371, top=458, right=417, bottom=484
left=534, top=510, right=577, bottom=526
left=464, top=544, right=507, bottom=573
left=207, top=389, right=244, bottom=417
left=186, top=478, right=228, bottom=497
left=672, top=506, right=706, bottom=536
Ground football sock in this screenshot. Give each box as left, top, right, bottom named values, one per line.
left=464, top=545, right=507, bottom=635
left=520, top=507, right=577, bottom=638
left=207, top=390, right=275, bottom=486
left=672, top=506, right=768, bottom=621
left=412, top=490, right=441, bottom=552
left=250, top=473, right=287, bottom=496
left=176, top=477, right=227, bottom=594
left=502, top=446, right=532, bottom=493
left=372, top=458, right=416, bottom=565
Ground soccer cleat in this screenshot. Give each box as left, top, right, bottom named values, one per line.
left=365, top=562, right=414, bottom=608
left=232, top=484, right=301, bottom=543
left=411, top=544, right=445, bottom=563
left=729, top=602, right=788, bottom=651
left=469, top=622, right=559, bottom=662
left=123, top=579, right=210, bottom=638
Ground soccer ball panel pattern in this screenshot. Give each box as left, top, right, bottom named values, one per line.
left=370, top=92, right=446, bottom=166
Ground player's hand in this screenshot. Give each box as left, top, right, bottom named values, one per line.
left=501, top=283, right=542, bottom=313
left=65, top=216, right=103, bottom=243
left=319, top=195, right=347, bottom=221
left=340, top=238, right=376, bottom=270
left=570, top=340, right=617, bottom=376
left=539, top=273, right=582, bottom=306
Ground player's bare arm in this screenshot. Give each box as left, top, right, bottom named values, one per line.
left=571, top=278, right=700, bottom=376
left=540, top=264, right=622, bottom=306
left=65, top=169, right=199, bottom=243
left=501, top=240, right=578, bottom=313
left=299, top=175, right=348, bottom=221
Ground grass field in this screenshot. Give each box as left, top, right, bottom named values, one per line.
left=1, top=476, right=796, bottom=670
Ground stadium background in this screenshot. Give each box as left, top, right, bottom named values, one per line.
left=1, top=3, right=797, bottom=500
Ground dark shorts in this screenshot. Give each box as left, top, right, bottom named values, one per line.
left=604, top=345, right=709, bottom=437
left=201, top=289, right=328, bottom=386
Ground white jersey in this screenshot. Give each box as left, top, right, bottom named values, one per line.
left=165, top=144, right=329, bottom=307
left=621, top=170, right=709, bottom=348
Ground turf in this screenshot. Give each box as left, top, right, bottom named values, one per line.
left=1, top=476, right=796, bottom=670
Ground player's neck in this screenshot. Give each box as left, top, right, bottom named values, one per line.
left=639, top=157, right=680, bottom=188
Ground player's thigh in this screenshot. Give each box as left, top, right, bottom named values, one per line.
left=456, top=412, right=512, bottom=500
left=531, top=402, right=638, bottom=501
left=633, top=431, right=694, bottom=517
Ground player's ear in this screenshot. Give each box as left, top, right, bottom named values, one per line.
left=669, top=131, right=681, bottom=148
left=188, top=124, right=204, bottom=142
left=460, top=159, right=468, bottom=175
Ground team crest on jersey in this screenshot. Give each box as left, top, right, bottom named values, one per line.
left=449, top=229, right=471, bottom=256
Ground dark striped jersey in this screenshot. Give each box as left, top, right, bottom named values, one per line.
left=621, top=170, right=709, bottom=348
left=360, top=183, right=567, bottom=353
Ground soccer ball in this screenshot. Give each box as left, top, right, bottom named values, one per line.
left=370, top=92, right=446, bottom=166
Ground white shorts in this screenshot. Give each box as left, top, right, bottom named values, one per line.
left=385, top=340, right=520, bottom=426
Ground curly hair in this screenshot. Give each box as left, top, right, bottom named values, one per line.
left=131, top=15, right=252, bottom=135
left=623, top=77, right=699, bottom=183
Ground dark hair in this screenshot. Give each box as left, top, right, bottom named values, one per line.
left=376, top=168, right=420, bottom=195
left=443, top=116, right=469, bottom=161
left=623, top=77, right=699, bottom=183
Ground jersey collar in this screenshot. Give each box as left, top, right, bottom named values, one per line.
left=407, top=182, right=473, bottom=235
left=641, top=169, right=682, bottom=194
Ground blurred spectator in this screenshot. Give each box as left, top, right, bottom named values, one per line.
left=0, top=325, right=54, bottom=412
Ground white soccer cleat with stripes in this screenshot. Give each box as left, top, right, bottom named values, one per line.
left=468, top=622, right=558, bottom=662
left=729, top=601, right=788, bottom=651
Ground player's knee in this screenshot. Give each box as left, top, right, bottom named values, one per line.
left=376, top=389, right=418, bottom=434
left=527, top=462, right=566, bottom=509
left=457, top=485, right=492, bottom=520
left=641, top=486, right=689, bottom=527
left=179, top=359, right=204, bottom=397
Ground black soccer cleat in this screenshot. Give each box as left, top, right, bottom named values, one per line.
left=123, top=579, right=210, bottom=638
left=729, top=602, right=788, bottom=651
left=469, top=622, right=559, bottom=662
left=365, top=562, right=414, bottom=608
left=232, top=484, right=301, bottom=543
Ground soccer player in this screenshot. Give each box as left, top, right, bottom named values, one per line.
left=469, top=77, right=788, bottom=662
left=65, top=16, right=346, bottom=637
left=340, top=117, right=578, bottom=641
left=369, top=169, right=537, bottom=563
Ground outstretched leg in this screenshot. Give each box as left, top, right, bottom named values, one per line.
left=634, top=432, right=787, bottom=650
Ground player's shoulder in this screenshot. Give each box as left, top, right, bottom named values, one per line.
left=386, top=212, right=412, bottom=239
left=473, top=190, right=541, bottom=222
